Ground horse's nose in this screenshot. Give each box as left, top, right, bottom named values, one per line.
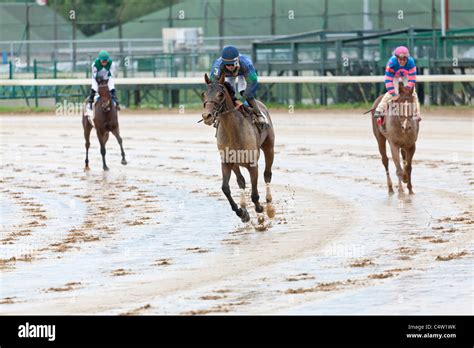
left=202, top=112, right=211, bottom=120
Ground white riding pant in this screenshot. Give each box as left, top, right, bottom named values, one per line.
left=225, top=75, right=246, bottom=95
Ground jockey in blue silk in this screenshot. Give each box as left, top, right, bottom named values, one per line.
left=85, top=50, right=120, bottom=116
left=375, top=46, right=421, bottom=128
left=210, top=46, right=269, bottom=127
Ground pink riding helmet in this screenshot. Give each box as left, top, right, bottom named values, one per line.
left=394, top=46, right=410, bottom=57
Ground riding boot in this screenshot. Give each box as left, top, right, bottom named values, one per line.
left=374, top=110, right=386, bottom=132
left=246, top=98, right=270, bottom=128
left=110, top=89, right=121, bottom=110
left=86, top=89, right=96, bottom=117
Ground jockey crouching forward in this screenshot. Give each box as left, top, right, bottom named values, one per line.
left=210, top=45, right=269, bottom=128
left=375, top=46, right=421, bottom=129
left=85, top=50, right=120, bottom=117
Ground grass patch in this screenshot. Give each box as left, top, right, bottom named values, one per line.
left=0, top=106, right=54, bottom=114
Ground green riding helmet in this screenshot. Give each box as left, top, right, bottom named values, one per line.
left=98, top=50, right=110, bottom=61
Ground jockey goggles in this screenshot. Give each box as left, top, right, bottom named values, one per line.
left=222, top=56, right=240, bottom=66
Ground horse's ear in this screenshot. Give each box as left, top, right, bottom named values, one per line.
left=204, top=73, right=210, bottom=85
left=398, top=82, right=404, bottom=92
left=219, top=73, right=225, bottom=85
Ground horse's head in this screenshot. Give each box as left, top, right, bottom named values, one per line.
left=97, top=77, right=111, bottom=112
left=398, top=82, right=415, bottom=103
left=391, top=82, right=416, bottom=133
left=201, top=73, right=228, bottom=126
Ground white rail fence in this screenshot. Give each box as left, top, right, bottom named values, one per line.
left=1, top=75, right=473, bottom=86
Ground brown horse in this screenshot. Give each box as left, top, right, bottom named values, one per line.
left=82, top=78, right=127, bottom=171
left=201, top=73, right=275, bottom=223
left=370, top=82, right=419, bottom=194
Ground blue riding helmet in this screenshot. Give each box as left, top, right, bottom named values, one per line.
left=221, top=46, right=240, bottom=66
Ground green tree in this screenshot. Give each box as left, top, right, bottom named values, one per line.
left=48, top=0, right=174, bottom=37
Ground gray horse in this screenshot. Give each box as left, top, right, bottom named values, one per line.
left=201, top=73, right=276, bottom=222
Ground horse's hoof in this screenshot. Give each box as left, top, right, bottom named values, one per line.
left=103, top=166, right=109, bottom=171
left=84, top=166, right=90, bottom=172
left=409, top=190, right=415, bottom=195
left=266, top=203, right=276, bottom=218
left=255, top=205, right=264, bottom=214
left=241, top=209, right=250, bottom=223
left=402, top=174, right=409, bottom=183
left=388, top=188, right=394, bottom=195
left=121, top=159, right=127, bottom=165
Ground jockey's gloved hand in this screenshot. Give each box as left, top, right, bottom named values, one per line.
left=392, top=94, right=400, bottom=102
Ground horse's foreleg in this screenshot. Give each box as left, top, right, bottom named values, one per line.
left=401, top=148, right=409, bottom=183
left=233, top=166, right=246, bottom=189
left=84, top=123, right=92, bottom=171
left=388, top=141, right=403, bottom=193
left=248, top=166, right=264, bottom=214
left=222, top=163, right=248, bottom=222
left=233, top=166, right=248, bottom=217
left=406, top=145, right=416, bottom=194
left=111, top=128, right=127, bottom=165
left=377, top=136, right=393, bottom=194
left=98, top=131, right=109, bottom=171
left=262, top=141, right=275, bottom=218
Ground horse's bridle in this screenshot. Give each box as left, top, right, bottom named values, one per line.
left=202, top=84, right=242, bottom=124
left=97, top=84, right=111, bottom=112
left=202, top=84, right=229, bottom=124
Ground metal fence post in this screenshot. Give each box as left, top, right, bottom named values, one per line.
left=34, top=59, right=38, bottom=107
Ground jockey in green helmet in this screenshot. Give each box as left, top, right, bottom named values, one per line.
left=85, top=50, right=120, bottom=116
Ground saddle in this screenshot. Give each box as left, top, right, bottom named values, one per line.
left=213, top=100, right=265, bottom=137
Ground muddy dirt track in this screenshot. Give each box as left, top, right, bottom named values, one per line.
left=0, top=110, right=472, bottom=314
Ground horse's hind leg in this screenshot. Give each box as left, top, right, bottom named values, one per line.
left=97, top=130, right=109, bottom=171
left=222, top=163, right=249, bottom=222
left=111, top=128, right=127, bottom=165
left=84, top=122, right=92, bottom=171
left=377, top=136, right=394, bottom=194
left=262, top=139, right=275, bottom=218
left=248, top=166, right=264, bottom=216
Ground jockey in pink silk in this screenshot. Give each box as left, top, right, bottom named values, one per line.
left=375, top=46, right=421, bottom=128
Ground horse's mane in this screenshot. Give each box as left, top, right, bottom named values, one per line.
left=222, top=81, right=235, bottom=97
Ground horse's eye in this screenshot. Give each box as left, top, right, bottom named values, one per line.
left=201, top=91, right=206, bottom=100
left=217, top=92, right=224, bottom=99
